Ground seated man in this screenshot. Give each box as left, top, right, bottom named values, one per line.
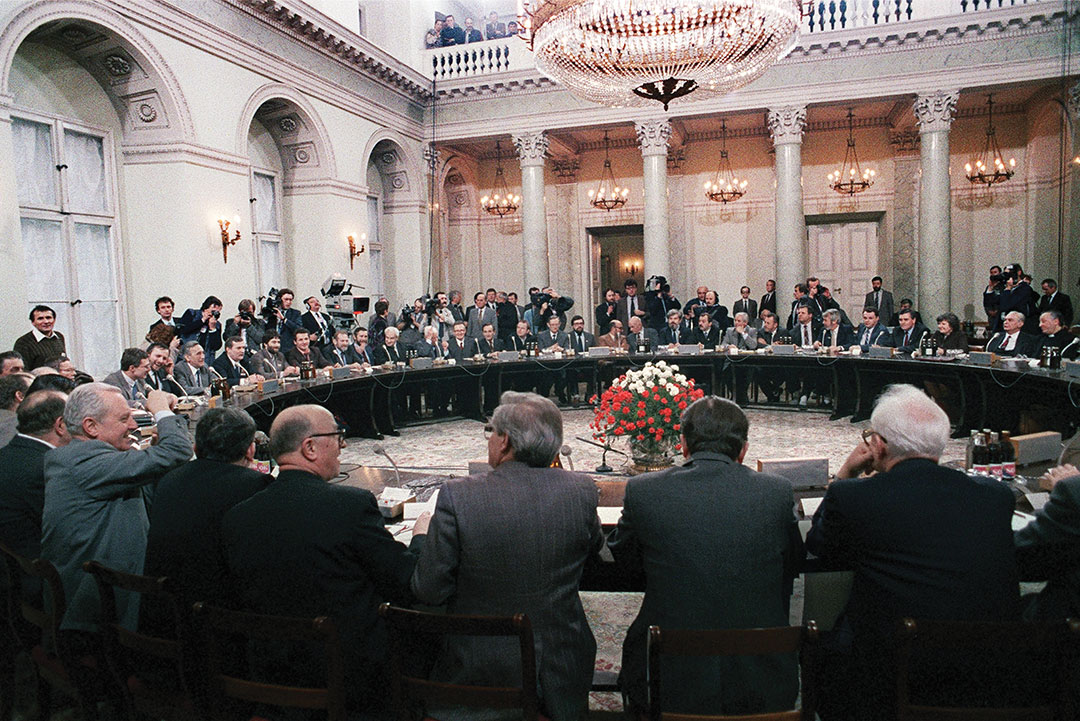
left=102, top=348, right=151, bottom=407
left=466, top=322, right=502, bottom=357
left=173, top=341, right=210, bottom=395
left=286, top=328, right=332, bottom=369
left=887, top=298, right=922, bottom=327
left=211, top=336, right=265, bottom=386
left=566, top=315, right=598, bottom=401
left=693, top=311, right=720, bottom=350
left=143, top=407, right=270, bottom=631
left=1014, top=463, right=1080, bottom=619
left=754, top=311, right=790, bottom=403
left=344, top=326, right=374, bottom=366
left=143, top=343, right=180, bottom=395
left=855, top=306, right=894, bottom=352
left=609, top=396, right=802, bottom=716
left=325, top=329, right=358, bottom=368
left=1033, top=310, right=1079, bottom=359
left=985, top=310, right=1037, bottom=357
left=0, top=373, right=31, bottom=447
left=42, top=384, right=192, bottom=633
left=223, top=405, right=429, bottom=717
left=412, top=392, right=602, bottom=721
left=537, top=315, right=570, bottom=404
left=806, top=384, right=1019, bottom=721
left=506, top=319, right=536, bottom=352
left=597, top=319, right=628, bottom=350
left=659, top=309, right=688, bottom=346
left=627, top=316, right=658, bottom=353
left=0, top=351, right=25, bottom=376
left=371, top=326, right=405, bottom=365
left=814, top=308, right=854, bottom=351
left=442, top=322, right=482, bottom=420
left=890, top=308, right=929, bottom=355
left=721, top=312, right=757, bottom=405
left=247, top=331, right=299, bottom=377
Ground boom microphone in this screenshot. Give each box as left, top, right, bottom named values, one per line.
left=560, top=444, right=575, bottom=472
left=372, top=443, right=401, bottom=486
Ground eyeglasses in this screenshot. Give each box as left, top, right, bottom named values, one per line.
left=308, top=429, right=347, bottom=449
left=861, top=428, right=886, bottom=445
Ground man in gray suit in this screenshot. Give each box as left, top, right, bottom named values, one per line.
left=465, top=292, right=498, bottom=340
left=864, top=276, right=894, bottom=326
left=101, top=347, right=151, bottom=407
left=173, top=341, right=210, bottom=395
left=412, top=392, right=603, bottom=721
left=41, top=383, right=192, bottom=634
left=609, top=396, right=803, bottom=716
left=627, top=316, right=659, bottom=353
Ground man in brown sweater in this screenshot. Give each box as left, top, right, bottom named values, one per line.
left=12, top=305, right=66, bottom=370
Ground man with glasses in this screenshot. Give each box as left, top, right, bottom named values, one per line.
left=223, top=404, right=430, bottom=719
left=806, top=384, right=1019, bottom=721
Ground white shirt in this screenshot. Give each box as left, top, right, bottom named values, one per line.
left=16, top=433, right=55, bottom=450
left=31, top=328, right=58, bottom=342
left=1003, top=331, right=1019, bottom=351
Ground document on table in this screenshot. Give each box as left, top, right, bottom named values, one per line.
left=404, top=489, right=439, bottom=519
left=1012, top=510, right=1036, bottom=532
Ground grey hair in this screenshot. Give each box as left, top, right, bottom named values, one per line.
left=1005, top=311, right=1025, bottom=325
left=490, top=391, right=562, bottom=467
left=869, top=384, right=949, bottom=461
left=823, top=309, right=841, bottom=324
left=64, top=382, right=123, bottom=436
left=666, top=309, right=681, bottom=319
left=734, top=312, right=749, bottom=323
left=384, top=326, right=399, bottom=339
left=181, top=341, right=202, bottom=359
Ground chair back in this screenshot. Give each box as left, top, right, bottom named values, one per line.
left=647, top=623, right=818, bottom=721
left=378, top=603, right=540, bottom=721
left=0, top=540, right=65, bottom=652
left=190, top=602, right=346, bottom=721
left=895, top=617, right=1080, bottom=721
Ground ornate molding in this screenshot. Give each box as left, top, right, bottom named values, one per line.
left=635, top=119, right=672, bottom=157
left=913, top=90, right=958, bottom=133
left=767, top=106, right=806, bottom=146
left=889, top=129, right=921, bottom=155
left=513, top=132, right=548, bottom=167
left=551, top=156, right=579, bottom=182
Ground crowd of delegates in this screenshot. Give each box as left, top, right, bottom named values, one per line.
left=424, top=11, right=518, bottom=48
left=1, top=379, right=1078, bottom=721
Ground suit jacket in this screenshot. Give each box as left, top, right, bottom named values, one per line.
left=444, top=337, right=469, bottom=362
left=1014, top=473, right=1080, bottom=619
left=370, top=343, right=404, bottom=365
left=0, top=435, right=52, bottom=561
left=609, top=453, right=803, bottom=714
left=596, top=332, right=627, bottom=350
left=465, top=337, right=502, bottom=356
left=275, top=307, right=304, bottom=352
left=484, top=21, right=505, bottom=39
left=999, top=283, right=1040, bottom=333
left=985, top=331, right=1038, bottom=357
left=595, top=302, right=617, bottom=335
left=301, top=311, right=335, bottom=348
left=210, top=354, right=251, bottom=387
left=101, top=370, right=147, bottom=406
left=863, top=289, right=895, bottom=325
left=854, top=323, right=894, bottom=351
left=759, top=291, right=777, bottom=316
left=806, top=459, right=1019, bottom=718
left=818, top=324, right=856, bottom=350
left=693, top=326, right=720, bottom=349
left=627, top=328, right=658, bottom=353
left=506, top=334, right=534, bottom=352
left=496, top=302, right=519, bottom=341
left=615, top=295, right=646, bottom=330
left=247, top=348, right=290, bottom=376
left=324, top=346, right=351, bottom=367
left=223, top=470, right=423, bottom=714
left=757, top=327, right=791, bottom=346
left=286, top=346, right=333, bottom=369
left=0, top=408, right=16, bottom=448
left=720, top=327, right=758, bottom=350
left=1036, top=292, right=1074, bottom=327
left=172, top=360, right=209, bottom=395
left=538, top=329, right=570, bottom=351
left=932, top=330, right=969, bottom=352
left=646, top=294, right=682, bottom=331
left=344, top=344, right=374, bottom=366
left=659, top=325, right=689, bottom=346
left=179, top=309, right=224, bottom=359
left=891, top=323, right=930, bottom=354
left=142, top=459, right=269, bottom=631
left=411, top=462, right=603, bottom=721
left=566, top=330, right=597, bottom=354
left=732, top=298, right=758, bottom=320
left=41, top=415, right=193, bottom=631
left=222, top=319, right=264, bottom=357
left=465, top=305, right=498, bottom=340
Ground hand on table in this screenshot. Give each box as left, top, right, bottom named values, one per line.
left=1039, top=464, right=1078, bottom=492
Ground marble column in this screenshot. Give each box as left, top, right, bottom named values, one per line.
left=1066, top=82, right=1080, bottom=298
left=635, top=119, right=672, bottom=281
left=512, top=131, right=550, bottom=289
left=767, top=106, right=807, bottom=300
left=913, top=90, right=958, bottom=316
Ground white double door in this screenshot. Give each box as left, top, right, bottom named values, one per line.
left=807, top=221, right=880, bottom=324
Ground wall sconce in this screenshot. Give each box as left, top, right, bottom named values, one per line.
left=623, top=262, right=640, bottom=276
left=219, top=216, right=240, bottom=263
left=348, top=233, right=366, bottom=269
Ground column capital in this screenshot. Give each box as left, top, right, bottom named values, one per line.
left=635, top=119, right=672, bottom=157
left=1067, top=81, right=1080, bottom=121
left=767, top=106, right=806, bottom=146
left=513, top=132, right=548, bottom=167
left=913, top=90, right=958, bottom=134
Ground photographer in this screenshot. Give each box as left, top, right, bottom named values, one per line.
left=179, top=295, right=224, bottom=363
left=644, top=276, right=680, bottom=333
left=223, top=299, right=264, bottom=360
left=430, top=292, right=455, bottom=341
left=534, top=286, right=574, bottom=331
left=264, top=288, right=303, bottom=353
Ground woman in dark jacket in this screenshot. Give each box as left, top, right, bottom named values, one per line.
left=932, top=312, right=969, bottom=352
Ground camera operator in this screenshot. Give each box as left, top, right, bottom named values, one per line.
left=645, top=276, right=680, bottom=333
left=179, top=296, right=224, bottom=363
left=534, top=286, right=574, bottom=331
left=264, top=288, right=304, bottom=353
left=223, top=299, right=264, bottom=360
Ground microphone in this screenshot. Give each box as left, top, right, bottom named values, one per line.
left=560, top=444, right=574, bottom=472
left=372, top=443, right=401, bottom=486
left=208, top=365, right=225, bottom=381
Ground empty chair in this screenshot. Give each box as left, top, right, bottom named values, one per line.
left=647, top=623, right=819, bottom=721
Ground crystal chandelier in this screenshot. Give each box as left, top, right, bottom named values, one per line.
left=704, top=119, right=747, bottom=204
left=588, top=131, right=629, bottom=211
left=965, top=95, right=1015, bottom=187
left=480, top=141, right=521, bottom=217
left=522, top=0, right=802, bottom=110
left=828, top=109, right=875, bottom=196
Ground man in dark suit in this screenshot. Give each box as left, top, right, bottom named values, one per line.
left=270, top=288, right=304, bottom=353
left=412, top=392, right=602, bottom=721
left=787, top=284, right=820, bottom=329
left=693, top=312, right=720, bottom=349
left=179, top=296, right=224, bottom=362
left=565, top=315, right=597, bottom=401
left=855, top=307, right=894, bottom=352
left=440, top=323, right=482, bottom=419
left=222, top=299, right=264, bottom=360
left=286, top=329, right=333, bottom=369
left=732, top=286, right=758, bottom=322
left=211, top=336, right=264, bottom=386
left=790, top=305, right=824, bottom=407
left=645, top=282, right=681, bottom=333
left=300, top=296, right=334, bottom=351
left=1037, top=278, right=1074, bottom=328
left=985, top=311, right=1037, bottom=357
left=863, top=276, right=895, bottom=327
left=344, top=327, right=374, bottom=366
left=806, top=384, right=1020, bottom=721
left=439, top=14, right=466, bottom=45
left=537, top=316, right=571, bottom=403
left=370, top=327, right=406, bottom=365
left=538, top=315, right=570, bottom=353
left=813, top=308, right=854, bottom=351
left=609, top=396, right=802, bottom=716
left=462, top=16, right=483, bottom=42
left=890, top=309, right=930, bottom=355
left=1015, top=464, right=1080, bottom=619
left=148, top=296, right=179, bottom=334
left=887, top=298, right=922, bottom=327
left=484, top=10, right=505, bottom=39
left=659, top=309, right=688, bottom=346
left=465, top=323, right=502, bottom=357
left=102, top=348, right=151, bottom=407
left=223, top=405, right=429, bottom=718
left=1034, top=310, right=1080, bottom=359
left=616, top=279, right=648, bottom=330
left=626, top=316, right=658, bottom=353
left=999, top=273, right=1040, bottom=334
left=759, top=279, right=777, bottom=319
left=506, top=320, right=536, bottom=353
left=142, top=407, right=270, bottom=631
left=595, top=288, right=619, bottom=335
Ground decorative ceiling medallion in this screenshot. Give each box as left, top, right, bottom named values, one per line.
left=278, top=117, right=298, bottom=133
left=103, top=55, right=131, bottom=77
left=137, top=103, right=158, bottom=123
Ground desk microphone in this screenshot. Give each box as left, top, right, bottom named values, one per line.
left=372, top=443, right=401, bottom=486
left=560, top=444, right=575, bottom=472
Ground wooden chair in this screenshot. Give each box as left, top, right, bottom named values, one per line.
left=82, top=561, right=197, bottom=721
left=646, top=623, right=819, bottom=721
left=895, top=617, right=1080, bottom=721
left=378, top=603, right=541, bottom=721
left=190, top=602, right=346, bottom=721
left=0, top=541, right=105, bottom=721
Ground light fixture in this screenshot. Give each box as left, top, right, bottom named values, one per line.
left=704, top=119, right=747, bottom=204
left=218, top=216, right=240, bottom=263
left=965, top=94, right=1016, bottom=187
left=348, top=233, right=366, bottom=269
left=623, top=261, right=640, bottom=276
left=480, top=140, right=521, bottom=217
left=521, top=0, right=802, bottom=110
left=588, top=131, right=629, bottom=211
left=828, top=109, right=876, bottom=196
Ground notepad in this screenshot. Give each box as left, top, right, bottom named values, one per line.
left=404, top=489, right=439, bottom=520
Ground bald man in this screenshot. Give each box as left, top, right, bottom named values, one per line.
left=222, top=405, right=430, bottom=717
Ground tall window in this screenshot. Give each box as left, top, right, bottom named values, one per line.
left=366, top=195, right=384, bottom=298
left=251, top=169, right=283, bottom=292
left=12, top=114, right=121, bottom=377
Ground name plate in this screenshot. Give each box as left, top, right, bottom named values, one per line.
left=868, top=346, right=894, bottom=359
left=588, top=347, right=612, bottom=357
left=677, top=344, right=700, bottom=356
left=1065, top=360, right=1080, bottom=379
left=968, top=351, right=994, bottom=366
left=410, top=357, right=433, bottom=370
left=771, top=344, right=796, bottom=356
left=497, top=351, right=521, bottom=362
left=258, top=378, right=280, bottom=394
left=331, top=366, right=352, bottom=379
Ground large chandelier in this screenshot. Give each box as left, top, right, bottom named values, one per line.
left=704, top=119, right=747, bottom=203
left=965, top=94, right=1015, bottom=186
left=828, top=109, right=875, bottom=196
left=480, top=141, right=521, bottom=217
left=522, top=0, right=803, bottom=110
left=588, top=131, right=629, bottom=210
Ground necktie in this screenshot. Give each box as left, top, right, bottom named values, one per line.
left=862, top=327, right=870, bottom=347
left=802, top=325, right=810, bottom=346
left=629, top=297, right=635, bottom=315
left=875, top=291, right=881, bottom=309
left=827, top=330, right=834, bottom=347
left=130, top=381, right=138, bottom=400
left=673, top=329, right=679, bottom=344
left=1005, top=334, right=1015, bottom=351
left=904, top=330, right=911, bottom=347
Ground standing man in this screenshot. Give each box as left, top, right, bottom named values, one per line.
left=271, top=288, right=304, bottom=353
left=863, top=276, right=895, bottom=329
left=440, top=14, right=466, bottom=45
left=484, top=10, right=505, bottom=39
left=759, top=279, right=777, bottom=319
left=13, top=305, right=67, bottom=371
left=462, top=17, right=483, bottom=42
left=223, top=299, right=264, bottom=359
left=149, top=296, right=178, bottom=333
left=616, top=279, right=647, bottom=330
left=301, top=296, right=334, bottom=351
left=609, top=397, right=802, bottom=716
left=732, top=286, right=757, bottom=321
left=595, top=288, right=619, bottom=336
left=465, top=292, right=497, bottom=341
left=1036, top=278, right=1073, bottom=328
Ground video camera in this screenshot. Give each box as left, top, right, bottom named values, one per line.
left=320, top=274, right=370, bottom=332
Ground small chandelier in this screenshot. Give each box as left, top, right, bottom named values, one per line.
left=522, top=0, right=802, bottom=110
left=828, top=109, right=876, bottom=196
left=480, top=141, right=520, bottom=217
left=704, top=119, right=747, bottom=204
left=965, top=94, right=1015, bottom=186
left=588, top=131, right=629, bottom=211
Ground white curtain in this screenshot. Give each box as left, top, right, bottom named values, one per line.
left=20, top=217, right=73, bottom=358
left=64, top=130, right=107, bottom=214
left=253, top=172, right=278, bottom=232
left=73, top=223, right=120, bottom=377
left=12, top=118, right=56, bottom=207
left=259, top=238, right=283, bottom=290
